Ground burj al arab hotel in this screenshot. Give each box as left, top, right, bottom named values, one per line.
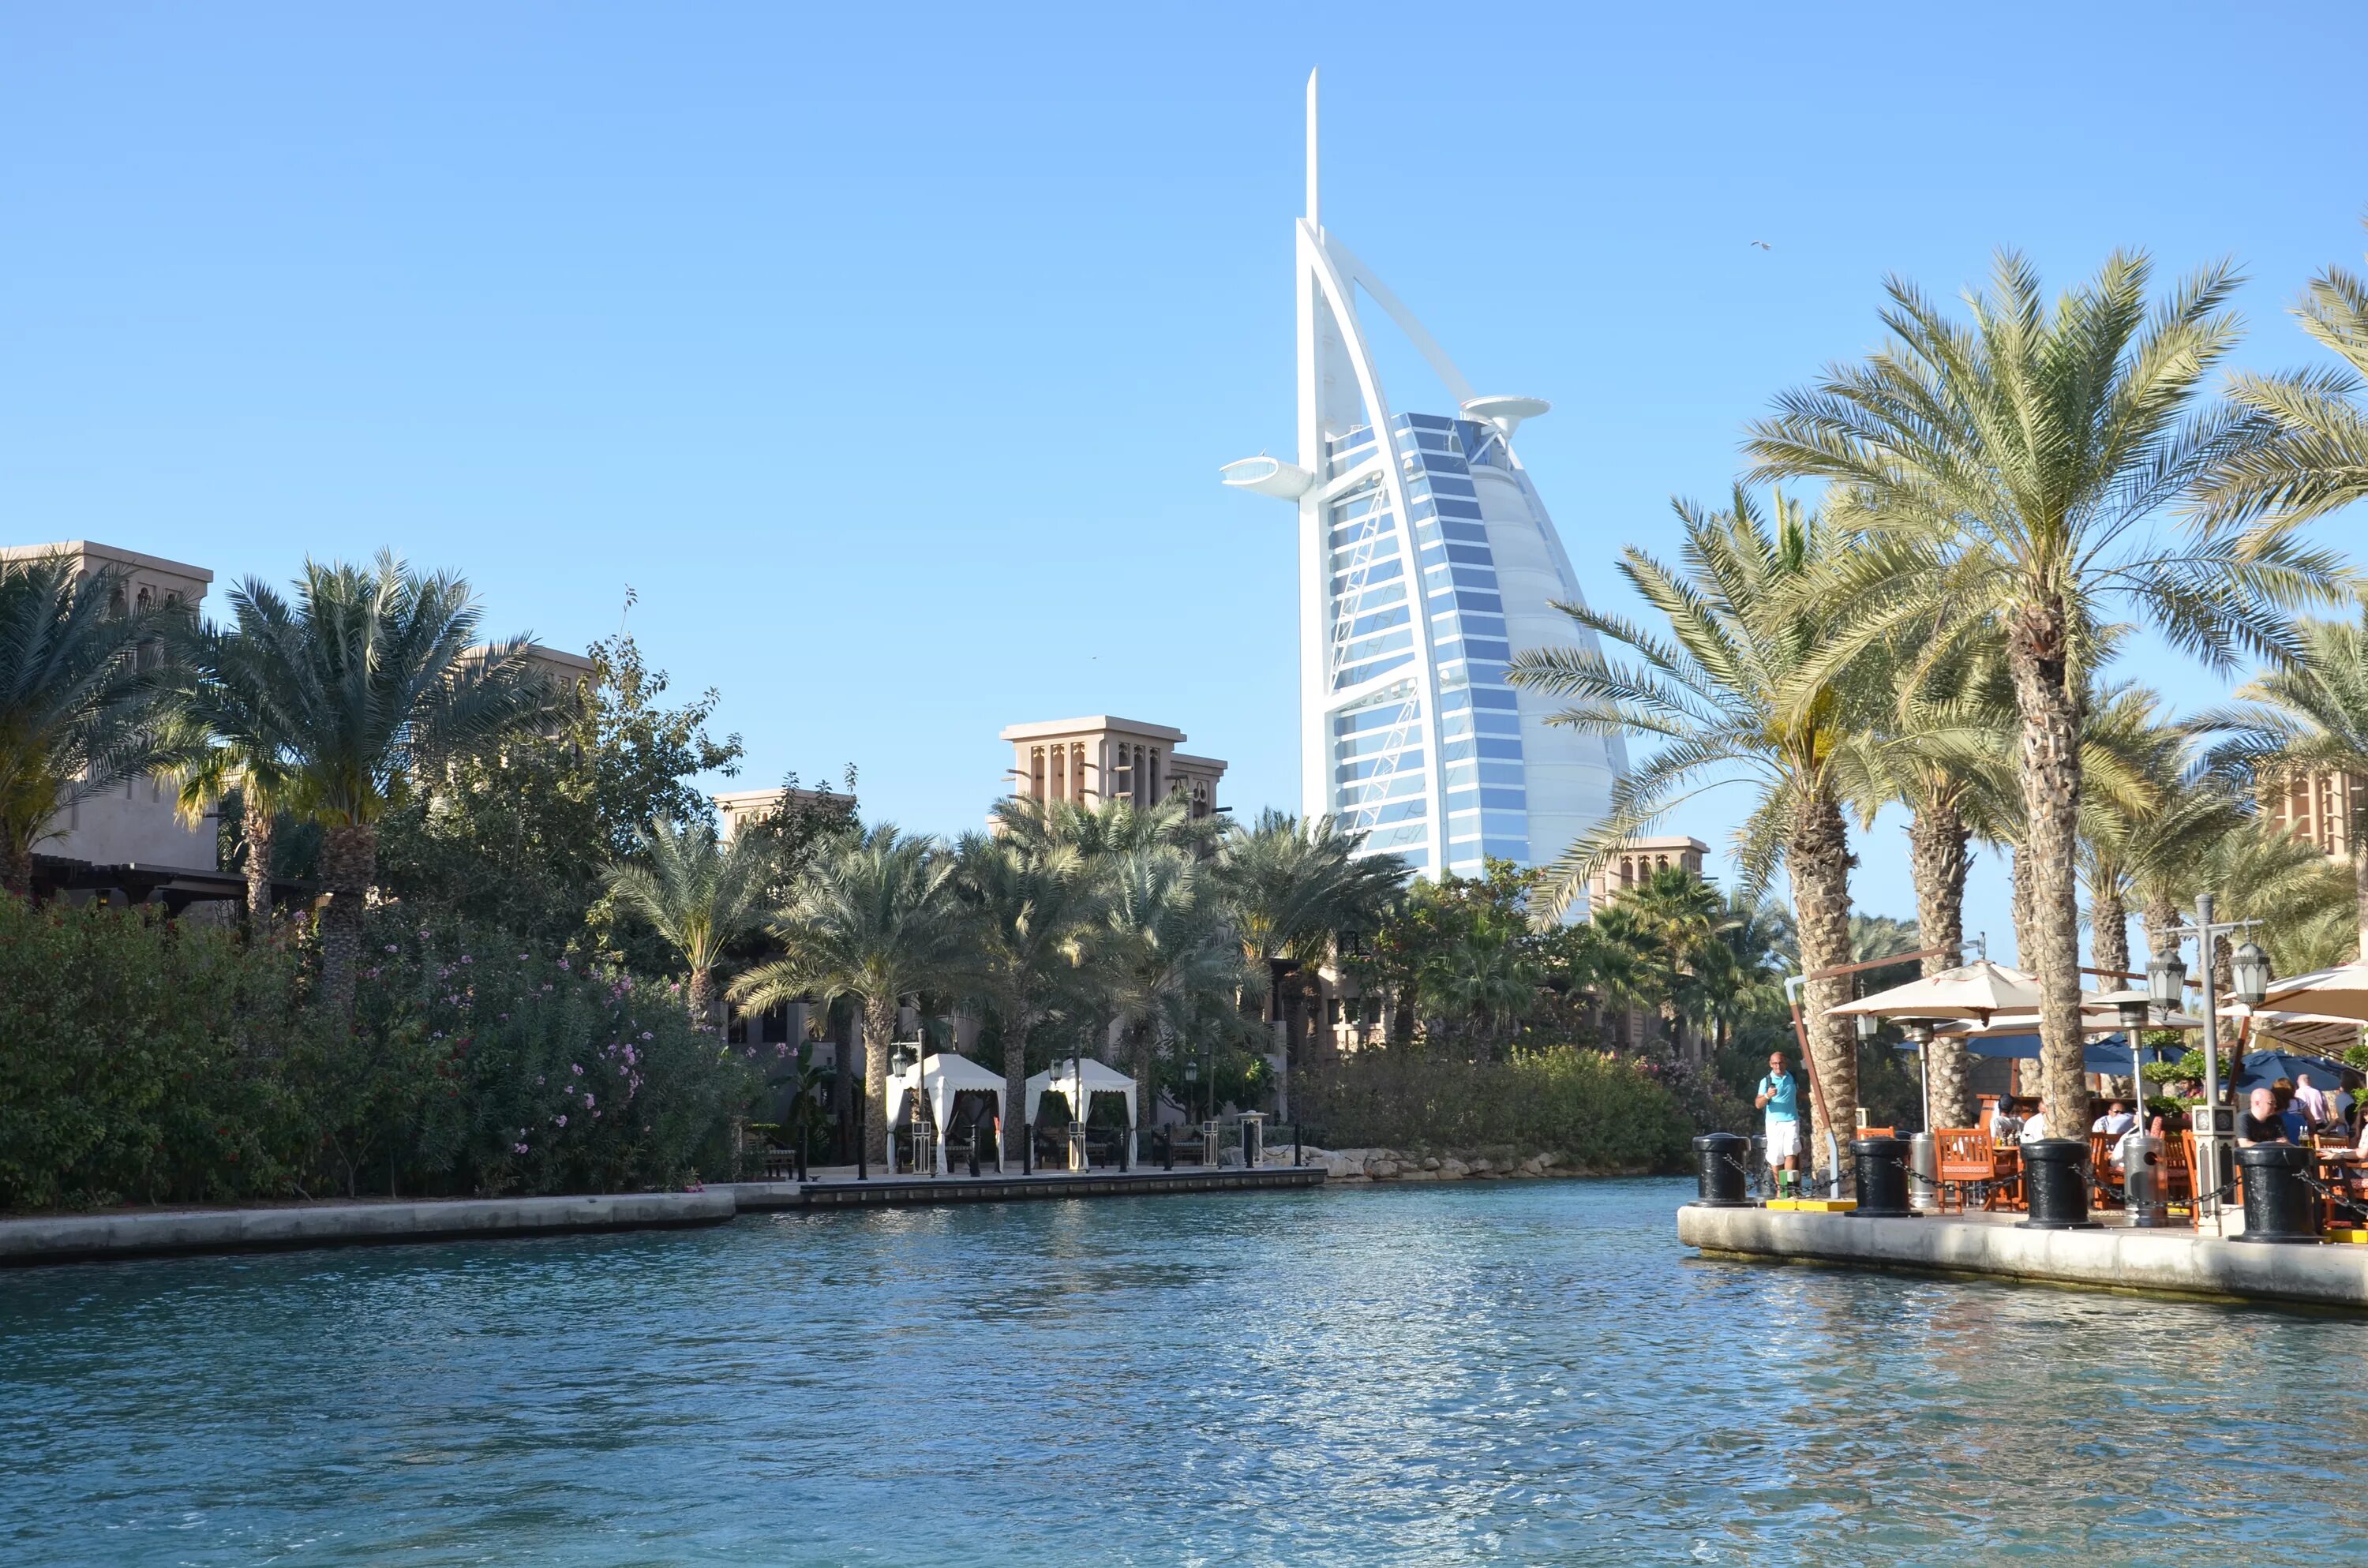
left=1222, top=71, right=1626, bottom=881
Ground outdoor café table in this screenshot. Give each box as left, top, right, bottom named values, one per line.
left=2317, top=1147, right=2365, bottom=1227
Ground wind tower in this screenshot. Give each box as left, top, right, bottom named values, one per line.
left=1220, top=70, right=1626, bottom=883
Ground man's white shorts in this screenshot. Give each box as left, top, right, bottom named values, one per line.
left=1764, top=1118, right=1801, bottom=1163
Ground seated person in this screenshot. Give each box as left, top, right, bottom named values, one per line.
left=2292, top=1076, right=2331, bottom=1127
left=2239, top=1086, right=2291, bottom=1147
left=1986, top=1096, right=2021, bottom=1143
left=2017, top=1100, right=2051, bottom=1144
left=2091, top=1101, right=2136, bottom=1136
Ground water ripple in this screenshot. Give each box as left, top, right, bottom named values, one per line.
left=3, top=1179, right=2363, bottom=1565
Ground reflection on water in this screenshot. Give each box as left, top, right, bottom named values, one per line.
left=3, top=1179, right=2363, bottom=1565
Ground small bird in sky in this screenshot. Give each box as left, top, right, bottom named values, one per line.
left=1751, top=240, right=1771, bottom=251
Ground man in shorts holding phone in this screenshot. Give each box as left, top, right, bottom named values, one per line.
left=1757, top=1050, right=1803, bottom=1197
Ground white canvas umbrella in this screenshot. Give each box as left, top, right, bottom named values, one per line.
left=2261, top=962, right=2368, bottom=1024
left=1827, top=959, right=2044, bottom=1022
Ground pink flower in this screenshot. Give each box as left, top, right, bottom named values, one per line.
left=556, top=1113, right=568, bottom=1127
left=571, top=1064, right=583, bottom=1076
left=385, top=944, right=399, bottom=953
left=535, top=1075, right=545, bottom=1085
left=557, top=958, right=570, bottom=971
left=584, top=1092, right=596, bottom=1108
left=639, top=1031, right=653, bottom=1042
left=514, top=1143, right=530, bottom=1154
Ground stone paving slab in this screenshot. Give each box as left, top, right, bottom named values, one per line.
left=0, top=1190, right=736, bottom=1267
left=1677, top=1203, right=2368, bottom=1310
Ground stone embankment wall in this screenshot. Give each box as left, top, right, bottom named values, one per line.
left=1295, top=1147, right=1647, bottom=1181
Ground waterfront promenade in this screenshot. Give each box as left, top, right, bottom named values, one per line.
left=1678, top=1202, right=2368, bottom=1311
left=0, top=1166, right=1323, bottom=1267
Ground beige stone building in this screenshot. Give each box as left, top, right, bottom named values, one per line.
left=1584, top=834, right=1710, bottom=911
left=0, top=541, right=236, bottom=907
left=713, top=784, right=858, bottom=842
left=999, top=716, right=1227, bottom=819
left=2264, top=768, right=2366, bottom=859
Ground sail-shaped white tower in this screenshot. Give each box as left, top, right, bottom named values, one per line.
left=1221, top=71, right=1627, bottom=879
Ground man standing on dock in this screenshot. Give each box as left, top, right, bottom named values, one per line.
left=1756, top=1051, right=1803, bottom=1198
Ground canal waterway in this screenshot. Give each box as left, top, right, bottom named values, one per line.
left=4, top=1178, right=2363, bottom=1565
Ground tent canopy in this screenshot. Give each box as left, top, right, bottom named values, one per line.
left=1025, top=1057, right=1137, bottom=1128
left=888, top=1052, right=1006, bottom=1134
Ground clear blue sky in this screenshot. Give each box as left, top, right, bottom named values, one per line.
left=6, top=3, right=2365, bottom=964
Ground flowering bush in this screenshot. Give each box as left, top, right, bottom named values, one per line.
left=0, top=898, right=759, bottom=1211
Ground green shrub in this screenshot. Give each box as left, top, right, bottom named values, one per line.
left=1299, top=1045, right=1696, bottom=1171
left=0, top=898, right=759, bottom=1211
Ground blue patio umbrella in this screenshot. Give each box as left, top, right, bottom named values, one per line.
left=2232, top=1049, right=2351, bottom=1092
left=1898, top=1033, right=2180, bottom=1074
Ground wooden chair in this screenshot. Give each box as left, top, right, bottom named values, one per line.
left=2158, top=1132, right=2193, bottom=1207
left=1935, top=1129, right=1994, bottom=1214
left=2088, top=1133, right=2123, bottom=1210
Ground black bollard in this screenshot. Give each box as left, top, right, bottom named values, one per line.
left=1162, top=1127, right=1175, bottom=1171
left=2018, top=1139, right=2096, bottom=1229
left=1022, top=1121, right=1032, bottom=1176
left=857, top=1100, right=867, bottom=1182
left=1851, top=1136, right=1914, bottom=1218
left=2233, top=1143, right=2321, bottom=1243
left=1692, top=1132, right=1751, bottom=1207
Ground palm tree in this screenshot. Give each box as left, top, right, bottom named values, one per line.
left=0, top=556, right=189, bottom=895
left=601, top=818, right=774, bottom=1034
left=1213, top=808, right=1405, bottom=1121
left=2199, top=223, right=2368, bottom=526
left=176, top=555, right=553, bottom=1014
left=954, top=821, right=1096, bottom=1162
left=1745, top=249, right=2342, bottom=1130
left=1610, top=866, right=1728, bottom=1059
left=733, top=824, right=967, bottom=1166
left=163, top=622, right=299, bottom=941
left=1509, top=488, right=1872, bottom=1175
left=1096, top=845, right=1250, bottom=1147
left=2192, top=610, right=2368, bottom=959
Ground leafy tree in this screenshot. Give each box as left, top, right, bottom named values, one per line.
left=1746, top=249, right=2343, bottom=1131
left=601, top=818, right=775, bottom=1034
left=1096, top=846, right=1250, bottom=1138
left=175, top=555, right=554, bottom=1016
left=1508, top=488, right=1873, bottom=1171
left=732, top=825, right=966, bottom=1165
left=0, top=556, right=189, bottom=895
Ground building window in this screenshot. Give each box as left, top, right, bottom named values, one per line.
left=1031, top=747, right=1046, bottom=801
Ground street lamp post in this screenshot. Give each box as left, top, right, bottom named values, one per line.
left=2149, top=892, right=2271, bottom=1233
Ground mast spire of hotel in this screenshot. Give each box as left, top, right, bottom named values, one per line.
left=1221, top=73, right=1625, bottom=886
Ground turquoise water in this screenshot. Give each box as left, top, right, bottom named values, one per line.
left=4, top=1179, right=2365, bottom=1565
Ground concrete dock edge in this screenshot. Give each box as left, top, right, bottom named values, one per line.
left=1677, top=1203, right=2368, bottom=1310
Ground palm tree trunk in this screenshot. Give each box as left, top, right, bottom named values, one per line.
left=2008, top=607, right=2091, bottom=1137
left=2010, top=844, right=2033, bottom=964
left=1789, top=789, right=1857, bottom=1184
left=2092, top=882, right=2130, bottom=979
left=687, top=967, right=717, bottom=1036
left=1908, top=796, right=1972, bottom=1126
left=318, top=822, right=377, bottom=1019
left=0, top=831, right=31, bottom=898
left=2142, top=895, right=2179, bottom=972
left=1002, top=1009, right=1028, bottom=1164
left=243, top=795, right=275, bottom=942
left=862, top=994, right=895, bottom=1167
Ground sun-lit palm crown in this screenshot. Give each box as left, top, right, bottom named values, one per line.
left=601, top=817, right=774, bottom=981
left=1508, top=487, right=1870, bottom=918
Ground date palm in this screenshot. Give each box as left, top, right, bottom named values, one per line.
left=0, top=555, right=190, bottom=895
left=954, top=821, right=1096, bottom=1161
left=1745, top=249, right=2343, bottom=1131
left=163, top=623, right=299, bottom=940
left=733, top=824, right=967, bottom=1166
left=1213, top=808, right=1406, bottom=1121
left=2190, top=609, right=2368, bottom=960
left=601, top=818, right=774, bottom=1035
left=2198, top=224, right=2368, bottom=526
left=180, top=555, right=553, bottom=1015
left=1509, top=488, right=1873, bottom=1173
left=1096, top=845, right=1250, bottom=1147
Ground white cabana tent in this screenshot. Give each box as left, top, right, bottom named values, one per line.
left=887, top=1052, right=1007, bottom=1175
left=1025, top=1057, right=1137, bottom=1170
